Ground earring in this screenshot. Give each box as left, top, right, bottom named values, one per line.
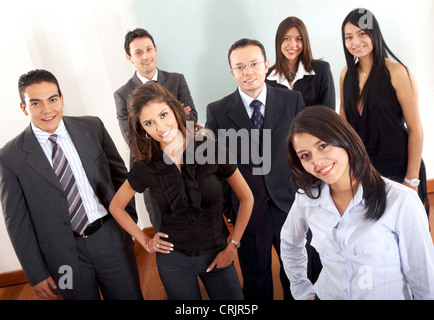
left=145, top=132, right=151, bottom=140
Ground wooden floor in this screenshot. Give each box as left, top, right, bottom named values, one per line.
left=137, top=241, right=283, bottom=300
left=1, top=192, right=433, bottom=300
left=0, top=225, right=283, bottom=300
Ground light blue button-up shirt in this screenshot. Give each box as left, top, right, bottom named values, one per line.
left=281, top=178, right=434, bottom=300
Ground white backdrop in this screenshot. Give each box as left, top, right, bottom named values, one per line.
left=0, top=0, right=433, bottom=273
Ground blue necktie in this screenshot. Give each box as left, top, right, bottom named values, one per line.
left=250, top=99, right=264, bottom=135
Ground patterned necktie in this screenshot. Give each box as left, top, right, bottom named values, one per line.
left=49, top=134, right=89, bottom=235
left=250, top=99, right=264, bottom=135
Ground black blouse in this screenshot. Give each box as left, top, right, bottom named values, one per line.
left=127, top=137, right=237, bottom=256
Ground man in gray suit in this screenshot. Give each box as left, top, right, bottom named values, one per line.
left=114, top=28, right=198, bottom=231
left=0, top=69, right=142, bottom=300
left=114, top=28, right=197, bottom=144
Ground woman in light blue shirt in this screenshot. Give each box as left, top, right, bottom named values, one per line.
left=281, top=106, right=434, bottom=300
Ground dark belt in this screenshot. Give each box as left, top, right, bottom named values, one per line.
left=74, top=215, right=109, bottom=238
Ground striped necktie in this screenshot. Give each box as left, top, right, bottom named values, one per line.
left=48, top=134, right=89, bottom=235
left=250, top=99, right=264, bottom=135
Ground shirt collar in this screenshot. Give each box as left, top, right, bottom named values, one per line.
left=238, top=84, right=267, bottom=111
left=136, top=69, right=158, bottom=84
left=267, top=61, right=315, bottom=89
left=31, top=119, right=67, bottom=145
left=303, top=181, right=365, bottom=213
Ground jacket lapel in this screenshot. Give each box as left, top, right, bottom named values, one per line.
left=130, top=72, right=143, bottom=88
left=22, top=125, right=64, bottom=192
left=226, top=90, right=255, bottom=132
left=263, top=85, right=284, bottom=130
left=226, top=86, right=285, bottom=148
left=156, top=69, right=167, bottom=85
left=225, top=90, right=256, bottom=147
left=63, top=117, right=97, bottom=186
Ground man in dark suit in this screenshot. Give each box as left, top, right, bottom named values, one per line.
left=206, top=39, right=305, bottom=300
left=114, top=28, right=197, bottom=144
left=0, top=69, right=142, bottom=300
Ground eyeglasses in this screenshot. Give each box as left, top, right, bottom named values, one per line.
left=231, top=61, right=265, bottom=73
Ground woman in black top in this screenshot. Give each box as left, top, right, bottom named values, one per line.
left=109, top=82, right=253, bottom=299
left=339, top=8, right=429, bottom=214
left=266, top=16, right=331, bottom=284
left=266, top=16, right=335, bottom=110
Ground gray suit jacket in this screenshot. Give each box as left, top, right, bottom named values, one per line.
left=0, top=116, right=135, bottom=289
left=206, top=85, right=305, bottom=233
left=114, top=69, right=197, bottom=144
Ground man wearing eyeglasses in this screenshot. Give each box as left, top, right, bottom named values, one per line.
left=206, top=38, right=305, bottom=300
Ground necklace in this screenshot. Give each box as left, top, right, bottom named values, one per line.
left=360, top=68, right=370, bottom=77
left=288, top=72, right=296, bottom=82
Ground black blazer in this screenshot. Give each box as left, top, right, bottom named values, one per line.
left=266, top=60, right=335, bottom=110
left=114, top=69, right=197, bottom=143
left=0, top=116, right=135, bottom=289
left=206, top=85, right=305, bottom=233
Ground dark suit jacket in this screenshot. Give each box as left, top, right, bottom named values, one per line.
left=266, top=60, right=335, bottom=110
left=0, top=116, right=135, bottom=290
left=114, top=69, right=197, bottom=144
left=206, top=85, right=305, bottom=233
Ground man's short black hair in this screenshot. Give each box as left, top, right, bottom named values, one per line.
left=124, top=28, right=155, bottom=56
left=227, top=38, right=267, bottom=67
left=18, top=69, right=62, bottom=105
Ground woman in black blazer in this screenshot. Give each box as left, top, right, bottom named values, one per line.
left=266, top=16, right=331, bottom=284
left=266, top=16, right=335, bottom=110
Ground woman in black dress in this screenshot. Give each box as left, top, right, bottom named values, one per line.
left=339, top=8, right=429, bottom=214
left=266, top=16, right=335, bottom=110
left=109, top=82, right=253, bottom=299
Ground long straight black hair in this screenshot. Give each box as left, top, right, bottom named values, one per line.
left=341, top=8, right=410, bottom=116
left=287, top=106, right=387, bottom=221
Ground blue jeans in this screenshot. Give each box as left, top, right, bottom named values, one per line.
left=156, top=250, right=243, bottom=300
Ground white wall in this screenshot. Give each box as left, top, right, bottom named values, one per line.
left=0, top=0, right=433, bottom=273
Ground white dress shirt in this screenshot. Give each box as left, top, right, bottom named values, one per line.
left=281, top=178, right=434, bottom=300
left=137, top=68, right=158, bottom=84
left=238, top=85, right=267, bottom=118
left=267, top=61, right=315, bottom=90
left=32, top=120, right=107, bottom=223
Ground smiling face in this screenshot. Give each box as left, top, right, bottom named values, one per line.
left=229, top=44, right=269, bottom=99
left=127, top=36, right=158, bottom=80
left=20, top=81, right=64, bottom=134
left=344, top=22, right=374, bottom=59
left=139, top=101, right=179, bottom=150
left=281, top=27, right=303, bottom=64
left=292, top=132, right=351, bottom=189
